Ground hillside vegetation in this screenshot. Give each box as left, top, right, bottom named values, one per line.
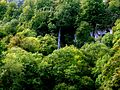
left=0, top=0, right=120, bottom=90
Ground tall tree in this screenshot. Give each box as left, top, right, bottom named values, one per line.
left=53, top=0, right=80, bottom=47
left=80, top=0, right=106, bottom=33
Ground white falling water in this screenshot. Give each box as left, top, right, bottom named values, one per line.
left=58, top=29, right=61, bottom=49
left=74, top=34, right=77, bottom=44
left=109, top=28, right=112, bottom=34
left=90, top=28, right=112, bottom=38
left=90, top=32, right=93, bottom=37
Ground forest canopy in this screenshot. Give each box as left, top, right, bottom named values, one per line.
left=0, top=0, right=120, bottom=90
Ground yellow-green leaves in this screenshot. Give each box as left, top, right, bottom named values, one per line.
left=41, top=46, right=93, bottom=89
left=0, top=0, right=7, bottom=20
left=38, top=34, right=57, bottom=55
left=0, top=47, right=43, bottom=89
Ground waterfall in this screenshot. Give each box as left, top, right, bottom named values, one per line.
left=90, top=32, right=93, bottom=37
left=74, top=34, right=77, bottom=45
left=109, top=28, right=112, bottom=34
left=90, top=28, right=112, bottom=39
left=58, top=29, right=61, bottom=49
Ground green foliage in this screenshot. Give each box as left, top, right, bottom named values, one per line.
left=0, top=42, right=3, bottom=55
left=20, top=37, right=40, bottom=53
left=3, top=2, right=19, bottom=21
left=95, top=50, right=120, bottom=89
left=38, top=34, right=57, bottom=55
left=80, top=0, right=105, bottom=27
left=0, top=19, right=19, bottom=38
left=53, top=83, right=77, bottom=90
left=0, top=0, right=120, bottom=89
left=6, top=35, right=34, bottom=51
left=48, top=22, right=57, bottom=33
left=19, top=5, right=33, bottom=22
left=8, top=34, right=57, bottom=55
left=16, top=28, right=37, bottom=37
left=81, top=42, right=111, bottom=67
left=41, top=46, right=94, bottom=89
left=101, top=33, right=113, bottom=47
left=34, top=0, right=53, bottom=10
left=0, top=41, right=5, bottom=62
left=52, top=0, right=80, bottom=46
left=113, top=31, right=120, bottom=45
left=108, top=0, right=120, bottom=20
left=76, top=21, right=94, bottom=47
left=112, top=38, right=120, bottom=52
left=92, top=24, right=120, bottom=89
left=112, top=19, right=120, bottom=51
left=0, top=46, right=94, bottom=89
left=0, top=0, right=7, bottom=20
left=54, top=0, right=79, bottom=29
left=112, top=19, right=120, bottom=33
left=23, top=0, right=35, bottom=7
left=30, top=11, right=50, bottom=35
left=0, top=47, right=43, bottom=89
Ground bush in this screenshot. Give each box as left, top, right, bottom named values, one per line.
left=38, top=34, right=57, bottom=55
left=101, top=33, right=113, bottom=47
left=0, top=47, right=43, bottom=89
left=39, top=46, right=94, bottom=89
